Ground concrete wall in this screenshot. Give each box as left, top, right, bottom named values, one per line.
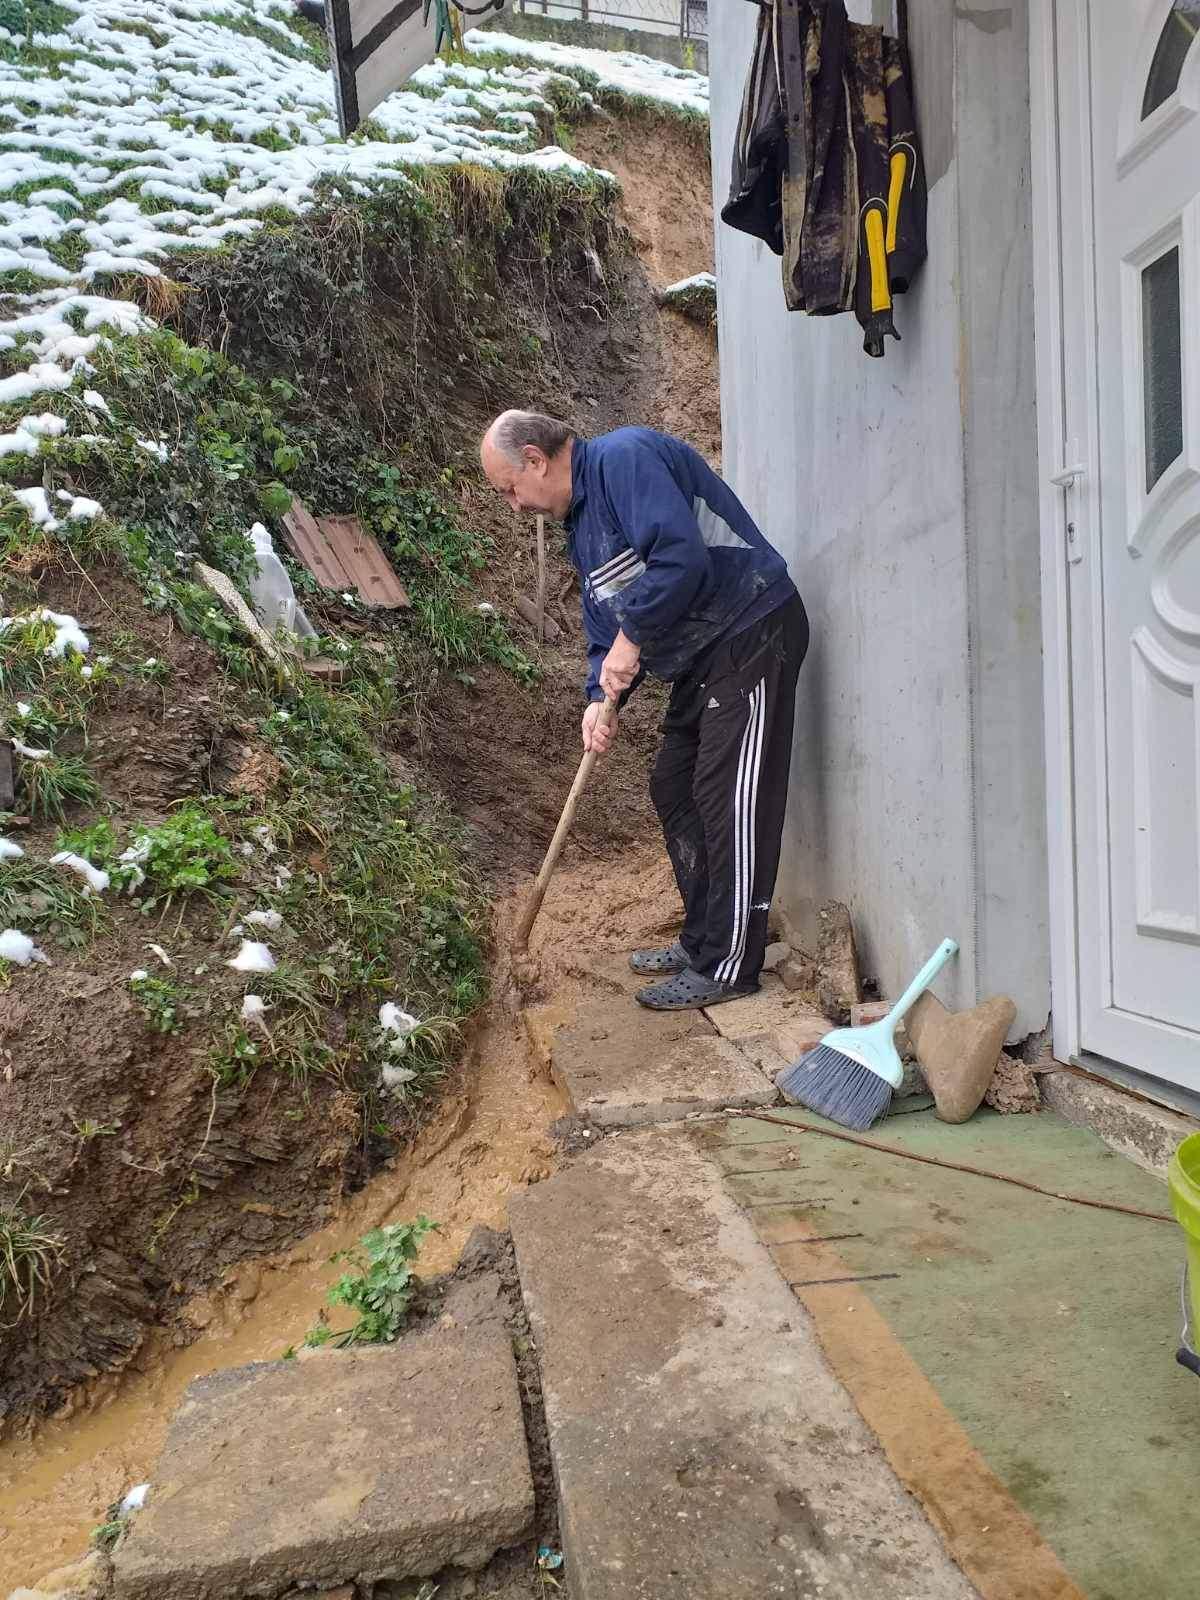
left=709, top=1, right=1048, bottom=1035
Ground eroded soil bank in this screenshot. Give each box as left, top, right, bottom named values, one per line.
left=0, top=107, right=717, bottom=1591
left=0, top=849, right=685, bottom=1589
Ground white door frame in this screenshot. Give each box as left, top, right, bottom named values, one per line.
left=1029, top=0, right=1200, bottom=1107
left=1029, top=0, right=1088, bottom=1067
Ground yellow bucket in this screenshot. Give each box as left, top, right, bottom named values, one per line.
left=1168, top=1132, right=1200, bottom=1354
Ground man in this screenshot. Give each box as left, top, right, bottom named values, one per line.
left=480, top=412, right=809, bottom=1010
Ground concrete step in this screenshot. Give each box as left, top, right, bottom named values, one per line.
left=112, top=1310, right=534, bottom=1599
left=1039, top=1064, right=1198, bottom=1176
left=549, top=955, right=776, bottom=1127
left=509, top=1127, right=974, bottom=1600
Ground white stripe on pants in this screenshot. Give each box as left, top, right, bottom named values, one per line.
left=715, top=678, right=766, bottom=984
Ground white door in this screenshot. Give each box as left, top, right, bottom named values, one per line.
left=1057, top=0, right=1200, bottom=1091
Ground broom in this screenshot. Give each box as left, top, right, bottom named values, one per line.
left=776, top=937, right=959, bottom=1130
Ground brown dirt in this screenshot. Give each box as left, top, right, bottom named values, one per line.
left=0, top=849, right=682, bottom=1591
left=571, top=115, right=721, bottom=463
left=422, top=112, right=720, bottom=875
left=0, top=571, right=374, bottom=1422
left=0, top=107, right=720, bottom=1591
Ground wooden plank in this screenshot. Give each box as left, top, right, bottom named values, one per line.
left=281, top=498, right=353, bottom=591
left=317, top=514, right=411, bottom=610
left=192, top=562, right=294, bottom=680
left=302, top=656, right=350, bottom=685
left=514, top=594, right=561, bottom=641
left=535, top=513, right=547, bottom=640
left=0, top=738, right=14, bottom=812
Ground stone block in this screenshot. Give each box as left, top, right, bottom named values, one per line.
left=773, top=1013, right=830, bottom=1065
left=112, top=1327, right=534, bottom=1599
left=703, top=976, right=827, bottom=1057
left=906, top=992, right=1016, bottom=1124
left=555, top=1020, right=774, bottom=1127
left=777, top=952, right=818, bottom=992
left=1039, top=1067, right=1198, bottom=1176
left=733, top=1034, right=792, bottom=1084
left=508, top=1129, right=975, bottom=1600
left=815, top=901, right=862, bottom=1024
left=761, top=940, right=790, bottom=973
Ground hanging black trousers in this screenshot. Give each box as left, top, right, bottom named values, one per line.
left=649, top=594, right=809, bottom=987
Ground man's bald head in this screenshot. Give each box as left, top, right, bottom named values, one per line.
left=480, top=410, right=576, bottom=518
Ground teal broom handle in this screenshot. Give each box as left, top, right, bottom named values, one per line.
left=881, top=938, right=959, bottom=1030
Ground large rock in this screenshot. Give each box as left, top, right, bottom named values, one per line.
left=906, top=991, right=1016, bottom=1123
left=509, top=1128, right=975, bottom=1600
left=112, top=1326, right=534, bottom=1600
left=814, top=901, right=862, bottom=1024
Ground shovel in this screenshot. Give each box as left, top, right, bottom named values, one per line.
left=512, top=697, right=616, bottom=954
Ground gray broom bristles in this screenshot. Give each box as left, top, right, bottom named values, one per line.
left=776, top=1042, right=894, bottom=1131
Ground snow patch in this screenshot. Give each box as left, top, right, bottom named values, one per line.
left=0, top=928, right=49, bottom=966
left=228, top=939, right=276, bottom=974
left=0, top=3, right=705, bottom=433
left=50, top=851, right=110, bottom=895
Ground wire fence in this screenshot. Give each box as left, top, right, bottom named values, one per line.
left=513, top=0, right=707, bottom=45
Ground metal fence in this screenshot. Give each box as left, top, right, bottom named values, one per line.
left=514, top=0, right=707, bottom=46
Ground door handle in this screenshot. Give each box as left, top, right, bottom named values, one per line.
left=1050, top=462, right=1086, bottom=487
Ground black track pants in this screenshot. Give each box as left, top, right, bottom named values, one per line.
left=649, top=594, right=808, bottom=987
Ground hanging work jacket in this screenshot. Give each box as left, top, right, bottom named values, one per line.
left=722, top=0, right=927, bottom=358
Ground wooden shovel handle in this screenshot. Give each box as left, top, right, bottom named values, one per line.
left=512, top=697, right=616, bottom=953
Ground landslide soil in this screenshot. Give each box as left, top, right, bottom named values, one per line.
left=0, top=109, right=718, bottom=1593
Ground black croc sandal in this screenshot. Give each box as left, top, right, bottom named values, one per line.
left=628, top=939, right=689, bottom=976
left=635, top=967, right=759, bottom=1011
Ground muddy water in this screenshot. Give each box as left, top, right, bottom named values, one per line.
left=0, top=994, right=564, bottom=1589
left=0, top=851, right=677, bottom=1590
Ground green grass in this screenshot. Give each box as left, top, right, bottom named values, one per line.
left=0, top=855, right=104, bottom=946
left=18, top=752, right=102, bottom=823
left=0, top=1198, right=65, bottom=1327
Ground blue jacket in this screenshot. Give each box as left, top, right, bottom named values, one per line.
left=566, top=427, right=797, bottom=699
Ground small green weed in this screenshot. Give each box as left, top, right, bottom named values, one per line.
left=146, top=1174, right=201, bottom=1260
left=0, top=856, right=103, bottom=946
left=55, top=816, right=118, bottom=865
left=130, top=974, right=184, bottom=1035
left=70, top=1116, right=119, bottom=1143
left=208, top=1022, right=260, bottom=1089
left=90, top=1519, right=124, bottom=1553
left=0, top=613, right=57, bottom=693
left=306, top=1217, right=437, bottom=1348
left=121, top=805, right=239, bottom=901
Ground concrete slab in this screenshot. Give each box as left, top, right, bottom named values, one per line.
left=551, top=992, right=773, bottom=1126
left=702, top=975, right=829, bottom=1061
left=112, top=1326, right=534, bottom=1600
left=509, top=1128, right=975, bottom=1600
left=1039, top=1066, right=1196, bottom=1177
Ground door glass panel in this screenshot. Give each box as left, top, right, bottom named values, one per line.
left=1142, top=245, right=1184, bottom=490
left=1142, top=2, right=1200, bottom=119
